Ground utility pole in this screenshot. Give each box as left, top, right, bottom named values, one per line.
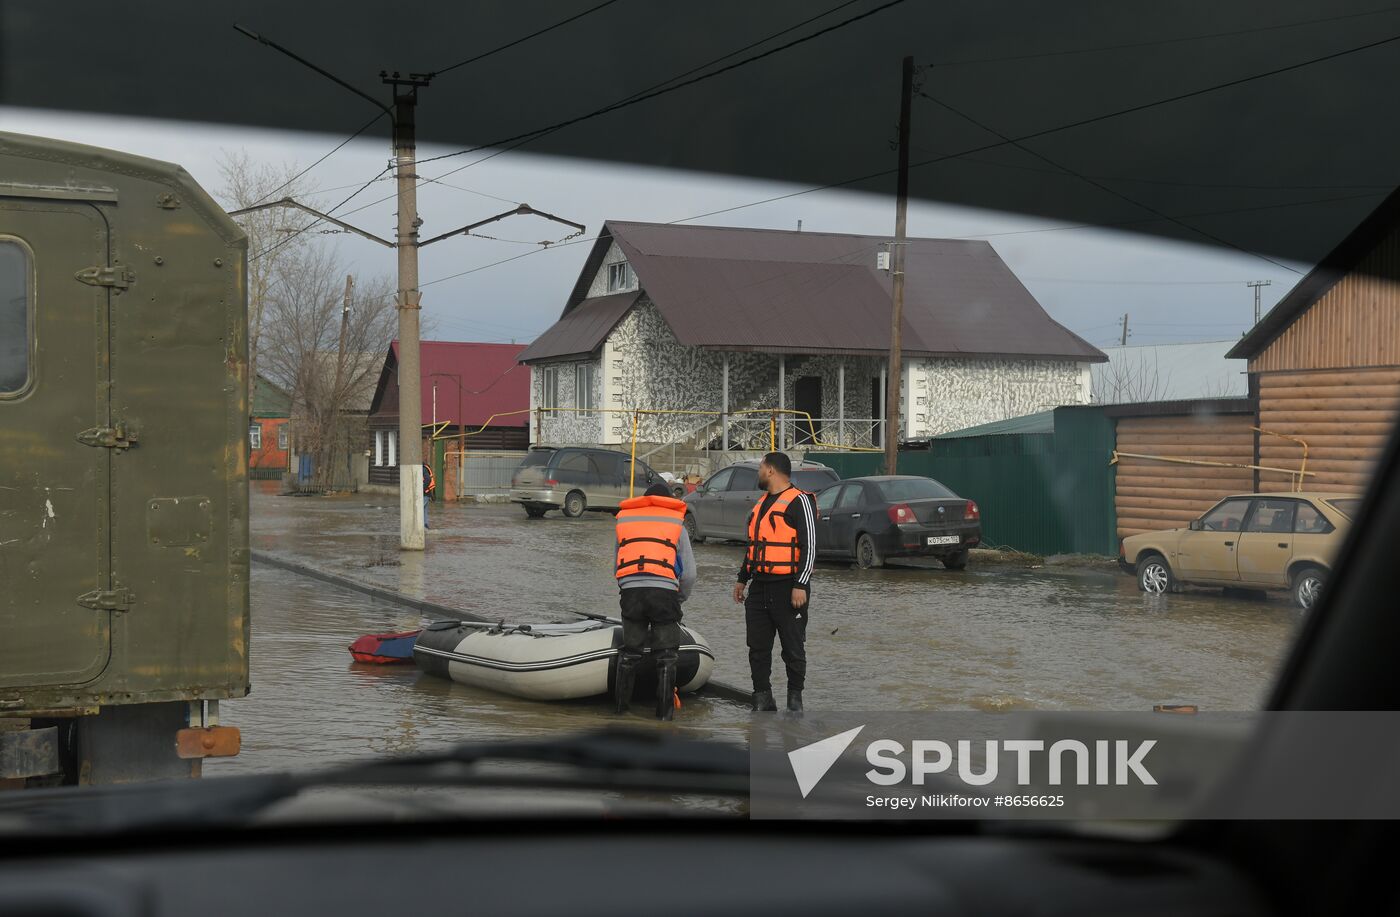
left=884, top=55, right=914, bottom=475
left=1247, top=280, right=1272, bottom=325
left=386, top=72, right=430, bottom=551
left=1120, top=313, right=1130, bottom=346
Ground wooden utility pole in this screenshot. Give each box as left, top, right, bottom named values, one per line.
left=884, top=55, right=914, bottom=474
left=1120, top=313, right=1130, bottom=346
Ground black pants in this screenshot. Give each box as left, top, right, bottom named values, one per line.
left=745, top=577, right=808, bottom=692
left=619, top=587, right=684, bottom=659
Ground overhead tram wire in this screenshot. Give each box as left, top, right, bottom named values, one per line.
left=248, top=110, right=388, bottom=207
left=917, top=90, right=1304, bottom=274
left=921, top=4, right=1400, bottom=68
left=248, top=163, right=393, bottom=263
left=429, top=0, right=625, bottom=78
left=324, top=0, right=888, bottom=223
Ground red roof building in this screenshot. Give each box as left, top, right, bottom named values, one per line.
left=367, top=341, right=530, bottom=488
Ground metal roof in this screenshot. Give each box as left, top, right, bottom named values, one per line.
left=371, top=341, right=530, bottom=427
left=1228, top=186, right=1400, bottom=360
left=517, top=291, right=640, bottom=364
left=933, top=410, right=1057, bottom=439
left=546, top=221, right=1106, bottom=361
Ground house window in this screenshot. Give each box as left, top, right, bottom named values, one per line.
left=606, top=261, right=635, bottom=293
left=374, top=431, right=384, bottom=467
left=0, top=239, right=32, bottom=396
left=249, top=423, right=262, bottom=450
left=541, top=366, right=562, bottom=417
left=387, top=430, right=398, bottom=467
left=576, top=363, right=598, bottom=414
left=278, top=426, right=288, bottom=450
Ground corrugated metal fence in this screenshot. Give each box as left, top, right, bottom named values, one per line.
left=812, top=406, right=1117, bottom=556
left=448, top=451, right=527, bottom=496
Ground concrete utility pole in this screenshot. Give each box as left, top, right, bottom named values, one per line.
left=1120, top=313, right=1130, bottom=346
left=386, top=73, right=429, bottom=551
left=1247, top=280, right=1272, bottom=325
left=884, top=55, right=914, bottom=475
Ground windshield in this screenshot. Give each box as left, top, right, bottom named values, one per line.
left=2, top=2, right=1396, bottom=844
left=1326, top=498, right=1362, bottom=519
left=876, top=478, right=957, bottom=502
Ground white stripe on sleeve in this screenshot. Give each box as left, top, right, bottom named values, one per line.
left=798, top=492, right=816, bottom=585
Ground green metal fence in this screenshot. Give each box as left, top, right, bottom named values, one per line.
left=811, top=406, right=1117, bottom=557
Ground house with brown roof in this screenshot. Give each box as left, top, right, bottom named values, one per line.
left=518, top=221, right=1106, bottom=454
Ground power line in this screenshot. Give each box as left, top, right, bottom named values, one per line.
left=416, top=0, right=908, bottom=168
left=430, top=0, right=625, bottom=78
left=321, top=0, right=878, bottom=221
left=682, top=27, right=1400, bottom=226
left=918, top=89, right=1303, bottom=274
left=248, top=164, right=392, bottom=263
left=921, top=5, right=1400, bottom=69
left=250, top=110, right=388, bottom=207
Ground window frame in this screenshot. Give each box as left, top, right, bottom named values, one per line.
left=249, top=423, right=262, bottom=451
left=1295, top=501, right=1335, bottom=535
left=277, top=425, right=289, bottom=451
left=0, top=235, right=36, bottom=400
left=1200, top=498, right=1253, bottom=532
left=606, top=261, right=635, bottom=293
left=728, top=466, right=759, bottom=492
left=703, top=468, right=735, bottom=493
left=835, top=483, right=865, bottom=510
left=815, top=486, right=842, bottom=514
left=540, top=365, right=561, bottom=418
left=1244, top=498, right=1297, bottom=534
left=575, top=362, right=598, bottom=414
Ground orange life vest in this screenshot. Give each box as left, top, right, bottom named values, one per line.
left=423, top=463, right=436, bottom=495
left=746, top=485, right=806, bottom=576
left=615, top=494, right=688, bottom=581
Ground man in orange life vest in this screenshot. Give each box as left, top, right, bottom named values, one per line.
left=732, top=451, right=816, bottom=714
left=614, top=482, right=697, bottom=720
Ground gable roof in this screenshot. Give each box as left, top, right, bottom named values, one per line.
left=369, top=340, right=530, bottom=427
left=252, top=374, right=292, bottom=418
left=517, top=291, right=640, bottom=363
left=541, top=220, right=1105, bottom=362
left=1228, top=187, right=1400, bottom=360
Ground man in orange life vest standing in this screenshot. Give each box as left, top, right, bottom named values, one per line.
left=733, top=452, right=816, bottom=714
left=614, top=482, right=697, bottom=720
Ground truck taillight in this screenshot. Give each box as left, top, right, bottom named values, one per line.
left=888, top=503, right=915, bottom=524
left=964, top=500, right=980, bottom=521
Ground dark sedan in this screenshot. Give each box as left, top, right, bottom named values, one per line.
left=814, top=475, right=981, bottom=569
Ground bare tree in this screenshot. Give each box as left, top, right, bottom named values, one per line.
left=1091, top=350, right=1174, bottom=404
left=258, top=244, right=396, bottom=489
left=215, top=150, right=321, bottom=383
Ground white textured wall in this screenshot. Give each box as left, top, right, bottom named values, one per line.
left=913, top=357, right=1089, bottom=436
left=529, top=360, right=604, bottom=445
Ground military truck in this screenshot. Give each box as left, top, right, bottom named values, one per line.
left=0, top=132, right=247, bottom=785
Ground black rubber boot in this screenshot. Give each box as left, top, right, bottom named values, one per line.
left=614, top=652, right=640, bottom=714
left=655, top=651, right=677, bottom=721
left=752, top=690, right=778, bottom=712
left=787, top=688, right=804, bottom=716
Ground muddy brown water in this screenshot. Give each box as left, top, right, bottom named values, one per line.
left=210, top=486, right=1304, bottom=775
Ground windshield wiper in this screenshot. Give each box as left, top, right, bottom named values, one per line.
left=0, top=728, right=750, bottom=835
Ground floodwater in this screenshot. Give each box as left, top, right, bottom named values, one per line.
left=211, top=485, right=1306, bottom=775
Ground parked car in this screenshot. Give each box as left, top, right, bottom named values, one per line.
left=683, top=459, right=840, bottom=542
left=813, top=475, right=981, bottom=569
left=510, top=447, right=660, bottom=518
left=1120, top=492, right=1357, bottom=608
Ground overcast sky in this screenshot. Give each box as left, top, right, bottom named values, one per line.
left=2, top=106, right=1309, bottom=351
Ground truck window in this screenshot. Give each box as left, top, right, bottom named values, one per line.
left=0, top=240, right=30, bottom=395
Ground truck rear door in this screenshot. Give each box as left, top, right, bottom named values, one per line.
left=0, top=198, right=116, bottom=691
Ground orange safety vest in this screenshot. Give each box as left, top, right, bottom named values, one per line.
left=422, top=463, right=436, bottom=495
left=614, top=494, right=688, bottom=581
left=746, top=485, right=806, bottom=576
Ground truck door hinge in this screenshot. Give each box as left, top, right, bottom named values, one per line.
left=76, top=585, right=134, bottom=612
left=76, top=423, right=138, bottom=450
left=74, top=265, right=135, bottom=290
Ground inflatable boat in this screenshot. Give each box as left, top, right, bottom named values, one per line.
left=412, top=618, right=714, bottom=701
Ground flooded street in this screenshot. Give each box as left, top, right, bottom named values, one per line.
left=213, top=485, right=1305, bottom=775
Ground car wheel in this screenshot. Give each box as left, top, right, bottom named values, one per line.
left=941, top=549, right=969, bottom=571
left=684, top=513, right=703, bottom=544
left=1292, top=565, right=1326, bottom=610
left=524, top=505, right=547, bottom=519
left=562, top=490, right=587, bottom=518
left=855, top=533, right=883, bottom=569
left=1136, top=554, right=1175, bottom=595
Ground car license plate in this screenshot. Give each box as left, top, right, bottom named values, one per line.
left=926, top=535, right=960, bottom=546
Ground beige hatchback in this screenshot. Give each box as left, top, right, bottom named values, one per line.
left=1121, top=493, right=1359, bottom=609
